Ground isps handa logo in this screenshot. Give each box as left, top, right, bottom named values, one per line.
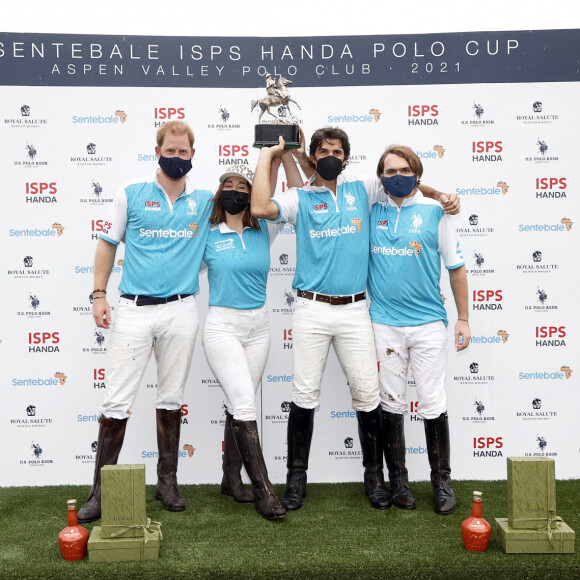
left=28, top=332, right=60, bottom=353
left=24, top=182, right=57, bottom=204
left=524, top=434, right=557, bottom=458
left=515, top=397, right=558, bottom=422
left=407, top=105, right=439, bottom=126
left=535, top=177, right=567, bottom=199
left=462, top=398, right=495, bottom=423
left=328, top=436, right=363, bottom=460
left=20, top=441, right=54, bottom=466
left=535, top=325, right=566, bottom=347
left=473, top=436, right=503, bottom=458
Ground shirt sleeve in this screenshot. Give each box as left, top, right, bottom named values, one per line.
left=271, top=187, right=300, bottom=225
left=264, top=219, right=284, bottom=245
left=438, top=214, right=464, bottom=269
left=99, top=184, right=128, bottom=245
left=363, top=175, right=387, bottom=211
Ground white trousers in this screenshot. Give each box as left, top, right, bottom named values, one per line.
left=202, top=305, right=270, bottom=421
left=373, top=320, right=448, bottom=419
left=292, top=298, right=379, bottom=411
left=100, top=296, right=198, bottom=419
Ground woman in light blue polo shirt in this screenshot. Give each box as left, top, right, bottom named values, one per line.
left=203, top=158, right=301, bottom=521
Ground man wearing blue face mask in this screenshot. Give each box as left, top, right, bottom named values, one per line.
left=252, top=128, right=460, bottom=513
left=78, top=121, right=214, bottom=523
left=369, top=145, right=470, bottom=516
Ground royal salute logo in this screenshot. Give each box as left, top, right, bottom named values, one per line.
left=515, top=398, right=558, bottom=422
left=535, top=177, right=567, bottom=199
left=269, top=254, right=295, bottom=278
left=74, top=441, right=97, bottom=464
left=524, top=138, right=559, bottom=162
left=524, top=434, right=557, bottom=457
left=515, top=250, right=558, bottom=274
left=523, top=287, right=558, bottom=312
left=17, top=293, right=50, bottom=318
left=515, top=100, right=559, bottom=125
left=462, top=398, right=495, bottom=423
left=265, top=401, right=291, bottom=424
left=71, top=142, right=114, bottom=166
left=456, top=214, right=495, bottom=238
left=207, top=105, right=240, bottom=130
left=10, top=405, right=53, bottom=429
left=328, top=436, right=362, bottom=460
left=453, top=361, right=495, bottom=386
left=7, top=255, right=50, bottom=279
left=4, top=104, right=47, bottom=128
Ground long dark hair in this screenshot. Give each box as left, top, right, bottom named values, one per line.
left=209, top=179, right=260, bottom=230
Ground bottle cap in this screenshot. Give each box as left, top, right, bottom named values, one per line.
left=473, top=490, right=483, bottom=500
left=67, top=499, right=77, bottom=509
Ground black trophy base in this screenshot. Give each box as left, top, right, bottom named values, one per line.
left=253, top=124, right=300, bottom=149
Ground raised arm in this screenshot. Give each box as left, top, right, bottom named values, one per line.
left=419, top=184, right=460, bottom=215
left=92, top=239, right=118, bottom=329
left=251, top=137, right=286, bottom=220
left=291, top=127, right=315, bottom=180
left=448, top=265, right=470, bottom=351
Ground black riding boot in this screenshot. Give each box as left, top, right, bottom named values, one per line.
left=424, top=411, right=456, bottom=515
left=356, top=406, right=392, bottom=510
left=221, top=412, right=253, bottom=503
left=155, top=408, right=186, bottom=512
left=383, top=410, right=416, bottom=509
left=280, top=403, right=315, bottom=511
left=78, top=415, right=128, bottom=523
left=230, top=419, right=286, bottom=520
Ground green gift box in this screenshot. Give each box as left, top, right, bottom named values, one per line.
left=101, top=464, right=147, bottom=538
left=88, top=525, right=162, bottom=562
left=495, top=518, right=575, bottom=554
left=507, top=457, right=556, bottom=530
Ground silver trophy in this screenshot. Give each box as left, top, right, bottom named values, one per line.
left=252, top=72, right=301, bottom=149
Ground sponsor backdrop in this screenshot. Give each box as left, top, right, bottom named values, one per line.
left=1, top=30, right=578, bottom=486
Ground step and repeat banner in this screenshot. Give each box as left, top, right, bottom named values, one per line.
left=1, top=30, right=578, bottom=487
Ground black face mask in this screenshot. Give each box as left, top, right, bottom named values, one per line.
left=220, top=190, right=249, bottom=215
left=158, top=155, right=192, bottom=179
left=316, top=155, right=344, bottom=181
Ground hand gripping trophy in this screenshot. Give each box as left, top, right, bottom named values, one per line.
left=252, top=72, right=301, bottom=149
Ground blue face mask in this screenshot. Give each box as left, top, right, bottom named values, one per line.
left=158, top=155, right=192, bottom=180
left=382, top=174, right=417, bottom=198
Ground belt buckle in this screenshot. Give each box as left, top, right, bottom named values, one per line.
left=329, top=295, right=341, bottom=305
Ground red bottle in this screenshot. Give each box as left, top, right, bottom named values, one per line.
left=461, top=490, right=492, bottom=552
left=58, top=499, right=89, bottom=561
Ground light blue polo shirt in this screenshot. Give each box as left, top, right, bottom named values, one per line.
left=272, top=174, right=378, bottom=296
left=368, top=192, right=464, bottom=327
left=100, top=172, right=213, bottom=297
left=203, top=220, right=281, bottom=309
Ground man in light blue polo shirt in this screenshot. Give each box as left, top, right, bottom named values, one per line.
left=78, top=121, right=213, bottom=523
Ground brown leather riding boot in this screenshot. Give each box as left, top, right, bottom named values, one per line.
left=77, top=415, right=128, bottom=523
left=230, top=419, right=286, bottom=520
left=155, top=408, right=186, bottom=512
left=221, top=411, right=253, bottom=503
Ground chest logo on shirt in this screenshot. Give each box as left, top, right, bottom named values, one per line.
left=187, top=198, right=198, bottom=216
left=314, top=202, right=329, bottom=214
left=344, top=191, right=358, bottom=211
left=409, top=213, right=423, bottom=233
left=377, top=219, right=389, bottom=230
left=351, top=218, right=362, bottom=233
left=215, top=237, right=235, bottom=252
left=144, top=200, right=161, bottom=211
left=189, top=222, right=199, bottom=238
left=410, top=241, right=423, bottom=256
